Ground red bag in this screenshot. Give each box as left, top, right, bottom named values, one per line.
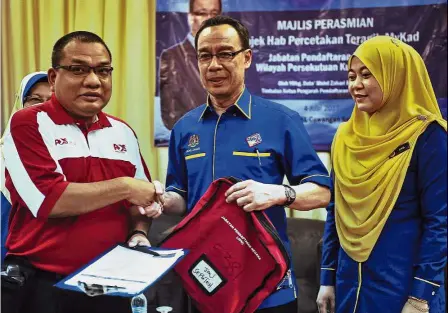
left=159, top=177, right=290, bottom=313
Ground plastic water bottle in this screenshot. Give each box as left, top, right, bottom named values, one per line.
left=156, top=306, right=173, bottom=313
left=131, top=293, right=147, bottom=313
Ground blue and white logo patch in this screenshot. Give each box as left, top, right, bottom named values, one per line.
left=246, top=133, right=262, bottom=148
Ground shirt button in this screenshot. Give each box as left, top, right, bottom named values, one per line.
left=233, top=113, right=236, bottom=116
left=417, top=115, right=427, bottom=120
left=432, top=291, right=436, bottom=296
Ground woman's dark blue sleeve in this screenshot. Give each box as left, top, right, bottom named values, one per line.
left=410, top=123, right=447, bottom=302
left=320, top=172, right=339, bottom=286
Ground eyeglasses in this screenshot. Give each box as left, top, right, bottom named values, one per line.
left=197, top=49, right=247, bottom=64
left=54, top=65, right=113, bottom=79
left=191, top=11, right=219, bottom=18
left=23, top=95, right=50, bottom=106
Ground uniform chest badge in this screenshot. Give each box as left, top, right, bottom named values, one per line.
left=188, top=134, right=200, bottom=148
left=246, top=133, right=262, bottom=148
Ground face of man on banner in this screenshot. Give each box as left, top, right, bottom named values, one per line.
left=197, top=24, right=252, bottom=101
left=188, top=0, right=221, bottom=37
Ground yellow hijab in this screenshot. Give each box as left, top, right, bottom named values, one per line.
left=332, top=36, right=447, bottom=263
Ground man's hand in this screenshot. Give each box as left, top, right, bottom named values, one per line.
left=225, top=180, right=285, bottom=212
left=153, top=180, right=165, bottom=205
left=161, top=191, right=187, bottom=216
left=137, top=180, right=165, bottom=218
left=401, top=299, right=429, bottom=313
left=138, top=202, right=163, bottom=218
left=125, top=178, right=156, bottom=207
left=128, top=233, right=151, bottom=247
left=317, top=285, right=335, bottom=313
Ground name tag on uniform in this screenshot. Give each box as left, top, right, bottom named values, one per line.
left=389, top=142, right=410, bottom=158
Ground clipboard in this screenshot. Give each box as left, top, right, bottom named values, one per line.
left=54, top=243, right=188, bottom=297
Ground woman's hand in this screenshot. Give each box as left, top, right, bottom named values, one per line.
left=401, top=299, right=429, bottom=313
left=317, top=285, right=335, bottom=313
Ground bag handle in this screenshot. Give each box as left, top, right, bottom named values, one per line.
left=223, top=176, right=241, bottom=184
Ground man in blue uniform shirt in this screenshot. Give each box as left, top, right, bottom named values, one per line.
left=150, top=16, right=331, bottom=312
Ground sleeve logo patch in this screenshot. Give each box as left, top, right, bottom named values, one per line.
left=113, top=144, right=127, bottom=153
left=188, top=134, right=200, bottom=148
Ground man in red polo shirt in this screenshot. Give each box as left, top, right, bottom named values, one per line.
left=1, top=31, right=158, bottom=313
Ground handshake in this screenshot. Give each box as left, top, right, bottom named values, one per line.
left=123, top=177, right=289, bottom=221
left=123, top=177, right=166, bottom=219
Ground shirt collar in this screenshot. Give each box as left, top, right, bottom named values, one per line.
left=46, top=94, right=112, bottom=128
left=198, top=87, right=252, bottom=121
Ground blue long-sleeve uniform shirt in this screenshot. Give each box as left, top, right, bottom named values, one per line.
left=321, top=122, right=447, bottom=313
left=166, top=88, right=331, bottom=309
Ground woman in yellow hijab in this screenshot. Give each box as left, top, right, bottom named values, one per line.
left=317, top=36, right=447, bottom=313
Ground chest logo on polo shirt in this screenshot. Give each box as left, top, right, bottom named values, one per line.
left=188, top=134, right=200, bottom=148
left=113, top=144, right=127, bottom=153
left=55, top=138, right=68, bottom=146
left=246, top=133, right=262, bottom=148
left=54, top=137, right=76, bottom=146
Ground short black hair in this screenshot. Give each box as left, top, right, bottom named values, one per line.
left=189, top=0, right=222, bottom=13
left=194, top=15, right=250, bottom=51
left=51, top=31, right=112, bottom=68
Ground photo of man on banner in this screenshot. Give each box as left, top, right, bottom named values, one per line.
left=159, top=0, right=222, bottom=130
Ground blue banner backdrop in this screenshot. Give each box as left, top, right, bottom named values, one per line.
left=154, top=0, right=447, bottom=150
